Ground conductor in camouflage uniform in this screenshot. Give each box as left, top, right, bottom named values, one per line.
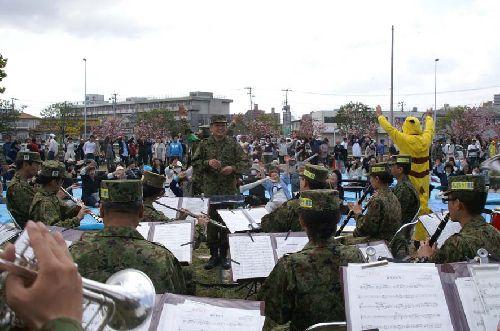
left=390, top=154, right=420, bottom=224
left=192, top=115, right=248, bottom=270
left=417, top=175, right=500, bottom=263
left=348, top=162, right=402, bottom=243
left=258, top=190, right=365, bottom=331
left=29, top=161, right=90, bottom=228
left=6, top=151, right=42, bottom=228
left=142, top=171, right=173, bottom=223
left=70, top=180, right=187, bottom=294
left=260, top=164, right=328, bottom=233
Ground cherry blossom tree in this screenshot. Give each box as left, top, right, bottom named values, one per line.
left=448, top=107, right=497, bottom=141
left=335, top=102, right=378, bottom=139
left=299, top=115, right=326, bottom=139
left=92, top=117, right=126, bottom=138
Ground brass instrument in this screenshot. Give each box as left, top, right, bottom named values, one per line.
left=153, top=200, right=228, bottom=230
left=59, top=187, right=103, bottom=223
left=0, top=237, right=156, bottom=331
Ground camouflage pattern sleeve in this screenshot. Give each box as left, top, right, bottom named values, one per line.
left=191, top=140, right=208, bottom=171
left=393, top=180, right=420, bottom=224
left=30, top=197, right=80, bottom=228
left=231, top=140, right=248, bottom=176
left=60, top=199, right=80, bottom=219
left=432, top=234, right=475, bottom=264
left=40, top=318, right=83, bottom=331
left=257, top=258, right=293, bottom=329
left=260, top=200, right=301, bottom=233
left=6, top=178, right=35, bottom=228
left=163, top=249, right=188, bottom=294
left=352, top=197, right=382, bottom=239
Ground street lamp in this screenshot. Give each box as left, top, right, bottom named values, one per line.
left=83, top=58, right=87, bottom=139
left=434, top=58, right=439, bottom=123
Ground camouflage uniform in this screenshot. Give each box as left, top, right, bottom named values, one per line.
left=41, top=318, right=83, bottom=331
left=191, top=115, right=248, bottom=264
left=431, top=175, right=500, bottom=263
left=6, top=152, right=42, bottom=228
left=141, top=171, right=172, bottom=223
left=70, top=179, right=187, bottom=294
left=258, top=190, right=365, bottom=331
left=260, top=164, right=328, bottom=233
left=29, top=161, right=81, bottom=228
left=390, top=155, right=420, bottom=224
left=352, top=163, right=402, bottom=243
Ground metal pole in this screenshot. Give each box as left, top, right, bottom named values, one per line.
left=434, top=58, right=439, bottom=123
left=83, top=58, right=87, bottom=139
left=390, top=25, right=394, bottom=125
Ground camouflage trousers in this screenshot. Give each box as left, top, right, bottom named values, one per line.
left=207, top=204, right=230, bottom=254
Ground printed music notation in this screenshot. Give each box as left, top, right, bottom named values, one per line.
left=345, top=264, right=453, bottom=331
left=228, top=235, right=276, bottom=280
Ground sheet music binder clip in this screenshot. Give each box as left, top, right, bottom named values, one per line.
left=366, top=246, right=377, bottom=263
left=361, top=260, right=389, bottom=269
left=477, top=248, right=489, bottom=265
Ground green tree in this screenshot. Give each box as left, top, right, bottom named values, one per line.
left=436, top=106, right=466, bottom=137
left=39, top=102, right=81, bottom=139
left=0, top=54, right=7, bottom=94
left=335, top=102, right=378, bottom=139
left=0, top=99, right=20, bottom=134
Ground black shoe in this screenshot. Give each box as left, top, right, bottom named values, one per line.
left=204, top=256, right=220, bottom=270
left=220, top=257, right=231, bottom=270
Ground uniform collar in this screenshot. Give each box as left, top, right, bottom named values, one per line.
left=302, top=235, right=338, bottom=250
left=461, top=215, right=486, bottom=231
left=97, top=226, right=144, bottom=239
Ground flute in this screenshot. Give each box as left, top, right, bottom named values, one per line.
left=153, top=201, right=228, bottom=229
left=59, top=187, right=103, bottom=223
left=428, top=213, right=450, bottom=247
left=335, top=184, right=372, bottom=236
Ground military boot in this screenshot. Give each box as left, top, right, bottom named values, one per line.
left=219, top=248, right=231, bottom=270
left=204, top=247, right=220, bottom=270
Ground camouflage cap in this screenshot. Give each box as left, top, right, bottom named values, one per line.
left=210, top=115, right=228, bottom=124
left=16, top=151, right=42, bottom=163
left=299, top=189, right=341, bottom=212
left=100, top=180, right=143, bottom=203
left=300, top=164, right=328, bottom=183
left=390, top=154, right=412, bottom=165
left=369, top=162, right=390, bottom=176
left=142, top=171, right=166, bottom=189
left=40, top=161, right=67, bottom=178
left=445, top=175, right=487, bottom=195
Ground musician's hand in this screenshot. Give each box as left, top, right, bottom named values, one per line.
left=348, top=202, right=363, bottom=215
left=4, top=221, right=83, bottom=330
left=220, top=166, right=234, bottom=176
left=196, top=214, right=210, bottom=226
left=425, top=108, right=433, bottom=118
left=56, top=190, right=66, bottom=200
left=208, top=159, right=221, bottom=170
left=77, top=207, right=90, bottom=220
left=178, top=208, right=191, bottom=220
left=375, top=105, right=383, bottom=117
left=417, top=239, right=437, bottom=258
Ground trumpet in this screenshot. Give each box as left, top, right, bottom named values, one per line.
left=0, top=244, right=156, bottom=331
left=59, top=187, right=103, bottom=223
left=153, top=200, right=228, bottom=229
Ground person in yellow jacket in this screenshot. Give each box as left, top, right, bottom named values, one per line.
left=375, top=105, right=434, bottom=239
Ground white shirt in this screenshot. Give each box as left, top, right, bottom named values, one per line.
left=48, top=139, right=59, bottom=154
left=352, top=143, right=362, bottom=157
left=83, top=141, right=97, bottom=154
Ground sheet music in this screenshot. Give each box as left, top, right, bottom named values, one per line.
left=14, top=230, right=35, bottom=261
left=455, top=277, right=487, bottom=331
left=274, top=236, right=309, bottom=260
left=0, top=224, right=20, bottom=245
left=357, top=242, right=393, bottom=260
left=181, top=197, right=209, bottom=221
left=243, top=207, right=269, bottom=225
left=155, top=197, right=181, bottom=219
left=136, top=222, right=150, bottom=239
left=218, top=210, right=252, bottom=233
left=228, top=235, right=276, bottom=280
left=158, top=298, right=265, bottom=331
left=345, top=264, right=454, bottom=331
left=419, top=213, right=462, bottom=248
left=470, top=267, right=500, bottom=330
left=153, top=222, right=193, bottom=263
left=82, top=302, right=151, bottom=331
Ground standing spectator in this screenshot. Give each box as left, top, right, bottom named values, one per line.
left=146, top=138, right=154, bottom=165
left=388, top=142, right=398, bottom=156
left=376, top=139, right=385, bottom=160
left=365, top=139, right=376, bottom=158
left=168, top=136, right=184, bottom=163
left=431, top=140, right=444, bottom=162
left=443, top=139, right=456, bottom=161
left=47, top=134, right=59, bottom=160
left=3, top=135, right=12, bottom=163
left=341, top=139, right=348, bottom=171
left=75, top=139, right=85, bottom=161
left=7, top=140, right=20, bottom=164
left=262, top=137, right=275, bottom=165
left=28, top=138, right=40, bottom=153
left=278, top=138, right=288, bottom=164
left=117, top=136, right=129, bottom=165
left=128, top=138, right=137, bottom=162
left=103, top=136, right=115, bottom=171
left=319, top=138, right=329, bottom=165
left=333, top=140, right=345, bottom=173
left=80, top=162, right=104, bottom=207
left=467, top=139, right=480, bottom=168
left=83, top=135, right=97, bottom=161
left=153, top=138, right=166, bottom=163
left=151, top=158, right=165, bottom=175
left=64, top=137, right=76, bottom=161
left=352, top=139, right=362, bottom=158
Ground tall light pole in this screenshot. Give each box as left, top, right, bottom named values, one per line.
left=83, top=58, right=87, bottom=139
left=434, top=58, right=439, bottom=123
left=390, top=25, right=394, bottom=125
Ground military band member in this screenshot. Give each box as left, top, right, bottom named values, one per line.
left=29, top=161, right=90, bottom=228
left=142, top=171, right=172, bottom=223
left=260, top=164, right=328, bottom=233
left=258, top=190, right=364, bottom=331
left=70, top=180, right=187, bottom=294
left=349, top=162, right=402, bottom=243
left=417, top=175, right=500, bottom=263
left=192, top=115, right=248, bottom=270
left=390, top=154, right=420, bottom=224
left=6, top=151, right=42, bottom=228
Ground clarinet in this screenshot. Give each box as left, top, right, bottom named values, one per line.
left=428, top=213, right=450, bottom=247
left=59, top=187, right=103, bottom=223
left=335, top=184, right=372, bottom=236
left=153, top=200, right=228, bottom=230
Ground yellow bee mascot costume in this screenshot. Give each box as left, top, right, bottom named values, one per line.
left=375, top=105, right=434, bottom=218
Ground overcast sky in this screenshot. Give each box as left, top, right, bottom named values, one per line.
left=1, top=0, right=500, bottom=119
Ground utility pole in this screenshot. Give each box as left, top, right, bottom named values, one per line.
left=281, top=89, right=292, bottom=136
left=390, top=25, right=394, bottom=125
left=10, top=97, right=17, bottom=111
left=110, top=93, right=118, bottom=118
left=282, top=88, right=292, bottom=107
left=83, top=58, right=87, bottom=139
left=398, top=101, right=405, bottom=112
left=244, top=87, right=253, bottom=111
left=434, top=58, right=439, bottom=124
